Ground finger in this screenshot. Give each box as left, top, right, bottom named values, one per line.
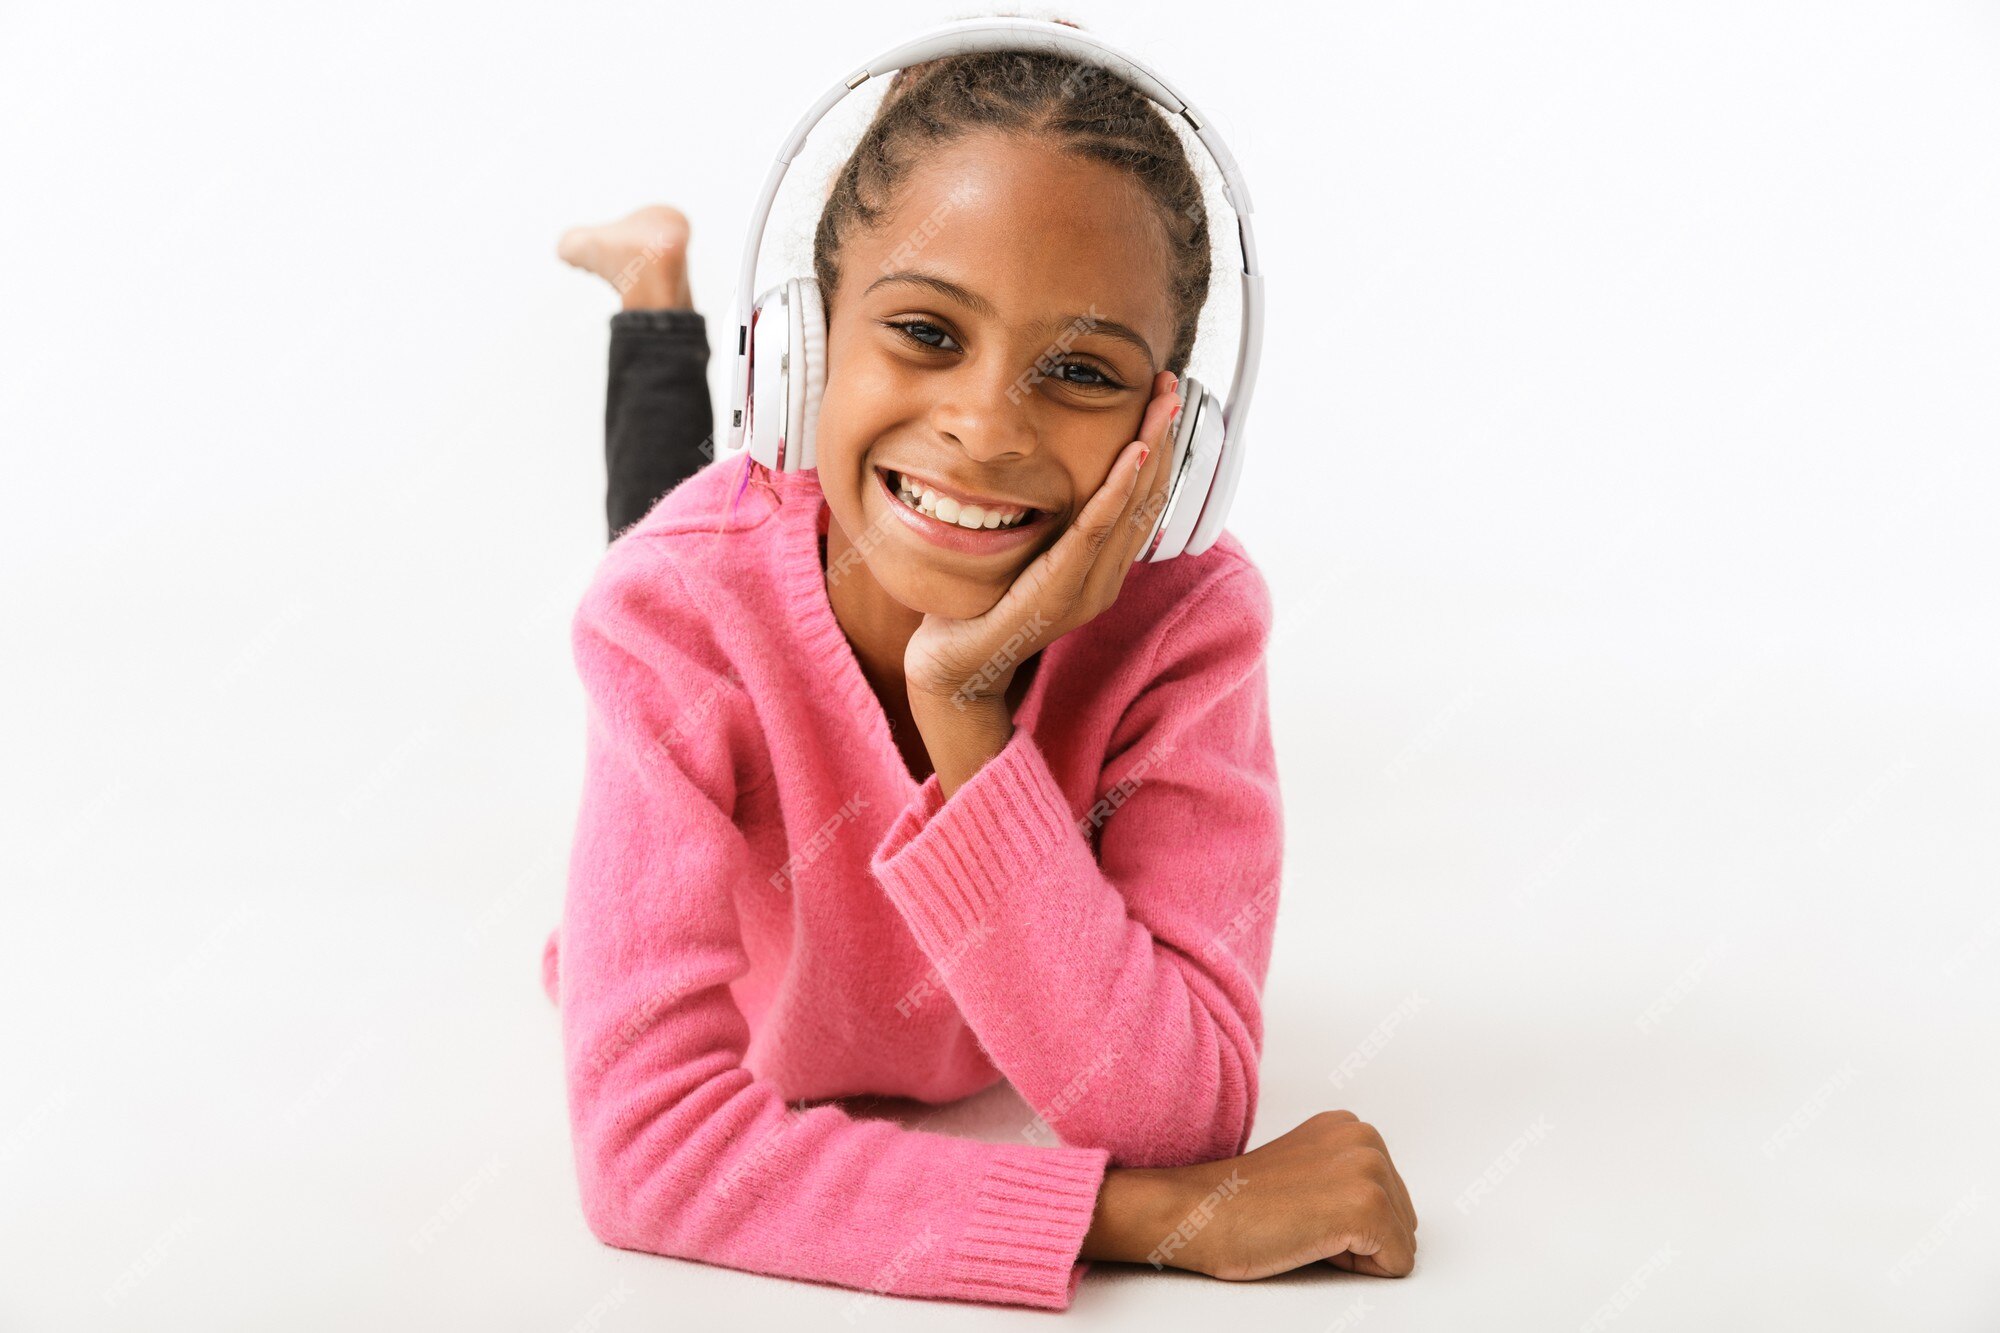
left=1347, top=1135, right=1417, bottom=1236
left=1322, top=1225, right=1416, bottom=1278
left=1007, top=372, right=1178, bottom=624
left=1113, top=371, right=1183, bottom=564
left=1354, top=1158, right=1416, bottom=1245
left=1326, top=1251, right=1402, bottom=1278
left=1081, top=373, right=1181, bottom=613
left=1324, top=1251, right=1382, bottom=1276
left=1000, top=434, right=1150, bottom=621
left=1375, top=1164, right=1416, bottom=1239
left=1073, top=437, right=1150, bottom=564
left=1383, top=1157, right=1419, bottom=1234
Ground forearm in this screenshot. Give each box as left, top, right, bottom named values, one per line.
left=870, top=718, right=1270, bottom=1166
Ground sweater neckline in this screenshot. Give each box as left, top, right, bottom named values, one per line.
left=770, top=465, right=1056, bottom=794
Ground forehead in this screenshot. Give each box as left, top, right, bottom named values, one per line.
left=854, top=130, right=1176, bottom=345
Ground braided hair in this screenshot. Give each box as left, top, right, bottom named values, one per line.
left=811, top=17, right=1212, bottom=376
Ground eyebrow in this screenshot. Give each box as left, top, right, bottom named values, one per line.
left=864, top=270, right=1158, bottom=371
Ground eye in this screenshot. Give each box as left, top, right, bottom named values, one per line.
left=886, top=319, right=961, bottom=353
left=1052, top=360, right=1125, bottom=391
left=884, top=318, right=1130, bottom=395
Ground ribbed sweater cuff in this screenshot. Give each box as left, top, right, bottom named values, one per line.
left=868, top=725, right=1080, bottom=959
left=943, top=1142, right=1110, bottom=1310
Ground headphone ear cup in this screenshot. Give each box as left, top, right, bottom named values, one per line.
left=747, top=281, right=795, bottom=470
left=1177, top=386, right=1231, bottom=556
left=1140, top=377, right=1225, bottom=561
left=1182, top=386, right=1239, bottom=558
left=793, top=278, right=827, bottom=471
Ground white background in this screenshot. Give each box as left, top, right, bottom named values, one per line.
left=3, top=1, right=1996, bottom=1329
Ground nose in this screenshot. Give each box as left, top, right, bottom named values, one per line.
left=927, top=351, right=1041, bottom=462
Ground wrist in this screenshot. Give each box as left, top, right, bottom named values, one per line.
left=910, top=692, right=1013, bottom=799
left=1081, top=1163, right=1210, bottom=1267
left=908, top=679, right=1009, bottom=720
left=907, top=688, right=1013, bottom=753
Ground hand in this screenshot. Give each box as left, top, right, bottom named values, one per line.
left=903, top=369, right=1184, bottom=711
left=1113, top=1111, right=1419, bottom=1281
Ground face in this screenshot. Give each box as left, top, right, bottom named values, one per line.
left=813, top=129, right=1179, bottom=620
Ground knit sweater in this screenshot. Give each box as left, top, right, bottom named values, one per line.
left=539, top=452, right=1283, bottom=1311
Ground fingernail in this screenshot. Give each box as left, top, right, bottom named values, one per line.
left=1136, top=446, right=1151, bottom=470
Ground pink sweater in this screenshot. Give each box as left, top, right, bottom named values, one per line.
left=539, top=453, right=1283, bottom=1311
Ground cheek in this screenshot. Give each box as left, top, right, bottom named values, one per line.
left=1047, top=426, right=1126, bottom=504
left=814, top=348, right=900, bottom=455
left=809, top=388, right=865, bottom=480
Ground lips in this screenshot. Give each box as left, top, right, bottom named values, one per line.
left=873, top=465, right=1054, bottom=556
left=878, top=466, right=1043, bottom=517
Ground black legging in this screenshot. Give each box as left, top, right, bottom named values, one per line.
left=602, top=308, right=715, bottom=542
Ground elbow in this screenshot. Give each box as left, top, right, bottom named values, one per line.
left=571, top=1090, right=745, bottom=1256
left=1115, top=984, right=1262, bottom=1168
left=567, top=1094, right=644, bottom=1248
left=572, top=1127, right=695, bottom=1254
left=1056, top=1034, right=1260, bottom=1170
left=577, top=1154, right=702, bottom=1255
left=1116, top=1097, right=1254, bottom=1171
left=1060, top=1100, right=1250, bottom=1171
left=576, top=1156, right=642, bottom=1251
left=565, top=1042, right=723, bottom=1251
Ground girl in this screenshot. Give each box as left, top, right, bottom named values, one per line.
left=542, top=34, right=1417, bottom=1312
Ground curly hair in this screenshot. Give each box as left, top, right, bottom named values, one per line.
left=811, top=18, right=1212, bottom=376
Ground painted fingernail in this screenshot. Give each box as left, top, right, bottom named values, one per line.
left=1136, top=446, right=1151, bottom=470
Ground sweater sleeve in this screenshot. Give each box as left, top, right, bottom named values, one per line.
left=557, top=548, right=1110, bottom=1311
left=868, top=563, right=1283, bottom=1169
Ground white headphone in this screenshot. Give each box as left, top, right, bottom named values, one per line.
left=723, top=16, right=1263, bottom=562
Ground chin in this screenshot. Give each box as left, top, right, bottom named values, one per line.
left=885, top=566, right=1011, bottom=622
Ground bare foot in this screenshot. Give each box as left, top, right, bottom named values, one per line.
left=557, top=204, right=693, bottom=311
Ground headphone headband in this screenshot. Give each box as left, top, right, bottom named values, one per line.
left=724, top=16, right=1263, bottom=467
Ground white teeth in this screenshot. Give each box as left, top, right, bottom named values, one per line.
left=892, top=472, right=1030, bottom=529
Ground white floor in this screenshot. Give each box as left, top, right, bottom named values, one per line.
left=5, top=538, right=1996, bottom=1329
left=5, top=2, right=1998, bottom=1329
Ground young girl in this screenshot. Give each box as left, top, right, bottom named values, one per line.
left=542, top=35, right=1416, bottom=1312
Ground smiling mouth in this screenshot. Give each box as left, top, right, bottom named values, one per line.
left=880, top=468, right=1045, bottom=531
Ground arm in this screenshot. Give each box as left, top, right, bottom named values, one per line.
left=604, top=309, right=714, bottom=541
left=557, top=546, right=1111, bottom=1310
left=869, top=564, right=1283, bottom=1169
